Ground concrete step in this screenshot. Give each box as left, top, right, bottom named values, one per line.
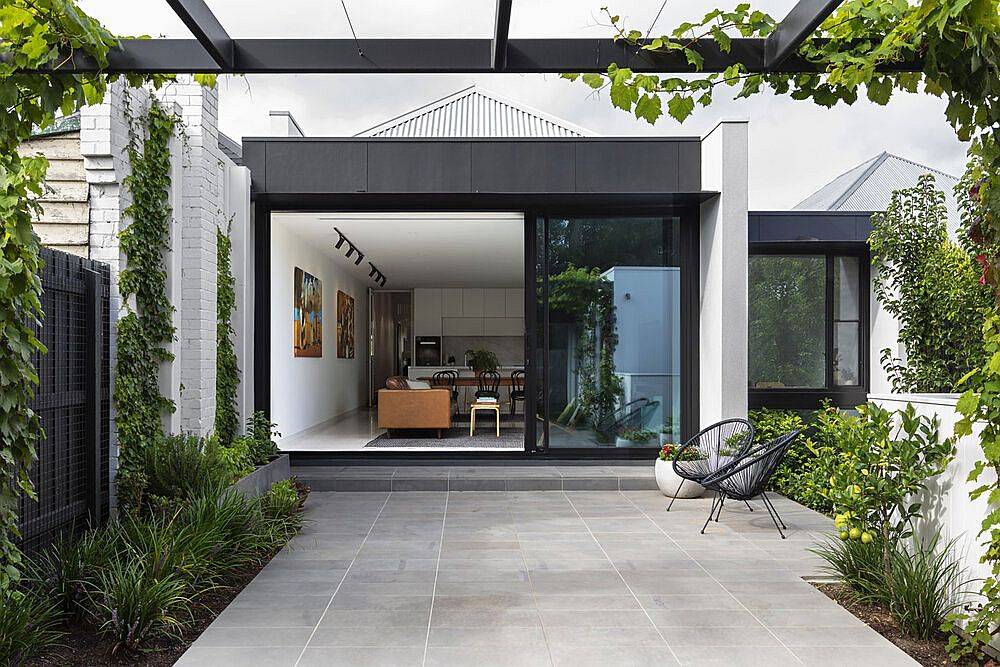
left=292, top=464, right=657, bottom=492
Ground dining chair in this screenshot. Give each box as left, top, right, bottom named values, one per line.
left=509, top=370, right=525, bottom=415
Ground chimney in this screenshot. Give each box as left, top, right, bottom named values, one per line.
left=269, top=110, right=305, bottom=137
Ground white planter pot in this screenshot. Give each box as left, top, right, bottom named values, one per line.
left=655, top=458, right=704, bottom=498
left=616, top=436, right=653, bottom=448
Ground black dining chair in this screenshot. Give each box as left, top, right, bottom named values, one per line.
left=699, top=430, right=801, bottom=539
left=509, top=370, right=525, bottom=415
left=475, top=370, right=501, bottom=401
left=666, top=418, right=755, bottom=511
left=431, top=370, right=459, bottom=415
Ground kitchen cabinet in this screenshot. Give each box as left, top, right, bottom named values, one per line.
left=484, top=317, right=524, bottom=336
left=505, top=288, right=524, bottom=317
left=413, top=288, right=442, bottom=337
left=442, top=317, right=485, bottom=336
left=484, top=288, right=506, bottom=317
left=441, top=288, right=463, bottom=316
left=461, top=288, right=484, bottom=316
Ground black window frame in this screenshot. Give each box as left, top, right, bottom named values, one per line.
left=748, top=241, right=870, bottom=410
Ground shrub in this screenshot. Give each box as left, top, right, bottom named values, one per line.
left=85, top=559, right=191, bottom=656
left=619, top=427, right=655, bottom=442
left=749, top=407, right=834, bottom=513
left=137, top=433, right=230, bottom=511
left=220, top=436, right=255, bottom=481
left=253, top=480, right=306, bottom=550
left=658, top=443, right=703, bottom=462
left=246, top=411, right=281, bottom=465
left=812, top=534, right=887, bottom=602
left=0, top=588, right=64, bottom=665
left=29, top=529, right=119, bottom=620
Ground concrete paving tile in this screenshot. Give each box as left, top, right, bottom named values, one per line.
left=769, top=625, right=899, bottom=648
left=326, top=593, right=433, bottom=611
left=533, top=594, right=642, bottom=610
left=318, top=610, right=431, bottom=627
left=423, top=646, right=552, bottom=667
left=544, top=625, right=666, bottom=647
left=307, top=625, right=427, bottom=647
left=645, top=608, right=762, bottom=627
left=636, top=594, right=746, bottom=611
left=430, top=608, right=542, bottom=627
left=549, top=645, right=680, bottom=667
left=538, top=609, right=656, bottom=627
left=669, top=645, right=802, bottom=666
left=791, top=646, right=919, bottom=666
left=174, top=647, right=301, bottom=667
left=658, top=625, right=782, bottom=647
left=427, top=626, right=547, bottom=648
left=191, top=627, right=312, bottom=648
left=211, top=606, right=324, bottom=628
left=298, top=647, right=424, bottom=667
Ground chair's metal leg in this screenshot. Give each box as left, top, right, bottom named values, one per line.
left=761, top=492, right=787, bottom=529
left=701, top=493, right=720, bottom=534
left=744, top=501, right=754, bottom=512
left=716, top=494, right=725, bottom=521
left=760, top=493, right=786, bottom=539
left=666, top=479, right=684, bottom=511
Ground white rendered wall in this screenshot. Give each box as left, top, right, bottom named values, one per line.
left=699, top=120, right=750, bottom=426
left=270, top=223, right=369, bottom=442
left=225, top=164, right=253, bottom=431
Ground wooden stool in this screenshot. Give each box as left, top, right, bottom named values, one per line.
left=470, top=403, right=501, bottom=437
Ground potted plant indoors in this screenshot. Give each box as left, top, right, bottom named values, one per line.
left=655, top=443, right=706, bottom=498
left=465, top=348, right=499, bottom=375
left=615, top=427, right=656, bottom=448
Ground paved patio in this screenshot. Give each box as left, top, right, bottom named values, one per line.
left=177, top=490, right=917, bottom=667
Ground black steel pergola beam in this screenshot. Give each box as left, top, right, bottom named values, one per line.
left=492, top=0, right=513, bottom=70
left=764, top=0, right=844, bottom=70
left=165, top=0, right=234, bottom=69
left=32, top=36, right=920, bottom=75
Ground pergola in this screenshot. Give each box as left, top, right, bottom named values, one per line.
left=36, top=0, right=883, bottom=76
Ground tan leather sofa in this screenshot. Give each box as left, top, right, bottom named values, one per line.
left=378, top=376, right=452, bottom=438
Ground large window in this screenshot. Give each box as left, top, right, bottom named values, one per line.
left=534, top=216, right=684, bottom=449
left=749, top=250, right=867, bottom=404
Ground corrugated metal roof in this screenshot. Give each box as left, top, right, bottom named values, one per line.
left=794, top=152, right=960, bottom=218
left=30, top=112, right=81, bottom=138
left=355, top=85, right=595, bottom=138
left=218, top=131, right=243, bottom=166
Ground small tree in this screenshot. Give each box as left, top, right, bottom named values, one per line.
left=869, top=174, right=992, bottom=392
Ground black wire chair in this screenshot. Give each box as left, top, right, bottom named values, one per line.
left=475, top=370, right=501, bottom=401
left=699, top=430, right=801, bottom=539
left=666, top=418, right=755, bottom=511
left=431, top=370, right=459, bottom=415
left=509, top=370, right=525, bottom=415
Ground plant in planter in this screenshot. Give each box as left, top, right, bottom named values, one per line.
left=615, top=428, right=656, bottom=448
left=655, top=443, right=706, bottom=498
left=465, top=348, right=499, bottom=374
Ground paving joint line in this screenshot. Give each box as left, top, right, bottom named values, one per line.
left=509, top=500, right=557, bottom=666
left=421, top=489, right=450, bottom=667
left=293, top=491, right=393, bottom=667
left=562, top=490, right=682, bottom=665
left=617, top=491, right=807, bottom=665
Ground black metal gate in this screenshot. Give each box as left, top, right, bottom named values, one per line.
left=17, top=247, right=111, bottom=553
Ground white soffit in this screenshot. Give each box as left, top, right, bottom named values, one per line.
left=272, top=211, right=525, bottom=288
left=355, top=84, right=595, bottom=138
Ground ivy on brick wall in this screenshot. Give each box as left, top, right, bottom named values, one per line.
left=215, top=220, right=239, bottom=445
left=114, top=100, right=178, bottom=483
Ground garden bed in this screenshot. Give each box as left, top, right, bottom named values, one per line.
left=815, top=583, right=976, bottom=667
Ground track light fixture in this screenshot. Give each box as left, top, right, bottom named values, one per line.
left=331, top=226, right=385, bottom=285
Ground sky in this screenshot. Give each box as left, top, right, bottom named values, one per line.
left=77, top=0, right=969, bottom=210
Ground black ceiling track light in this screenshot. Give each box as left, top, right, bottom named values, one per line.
left=333, top=226, right=385, bottom=286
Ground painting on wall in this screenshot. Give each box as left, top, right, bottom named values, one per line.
left=293, top=267, right=322, bottom=358
left=337, top=290, right=355, bottom=359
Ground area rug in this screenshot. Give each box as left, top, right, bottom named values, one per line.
left=365, top=425, right=524, bottom=449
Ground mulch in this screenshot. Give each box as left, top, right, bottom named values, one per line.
left=814, top=582, right=992, bottom=667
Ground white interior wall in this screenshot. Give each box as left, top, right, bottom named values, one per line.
left=270, top=223, right=369, bottom=442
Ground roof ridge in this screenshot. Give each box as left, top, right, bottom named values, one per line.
left=881, top=151, right=959, bottom=181
left=828, top=152, right=889, bottom=211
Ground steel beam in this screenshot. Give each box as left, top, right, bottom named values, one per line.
left=165, top=0, right=234, bottom=69
left=27, top=35, right=918, bottom=75
left=492, top=0, right=513, bottom=70
left=763, top=0, right=844, bottom=70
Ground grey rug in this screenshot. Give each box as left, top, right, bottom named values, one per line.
left=366, top=425, right=524, bottom=449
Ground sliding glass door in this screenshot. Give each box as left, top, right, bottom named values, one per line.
left=531, top=215, right=688, bottom=451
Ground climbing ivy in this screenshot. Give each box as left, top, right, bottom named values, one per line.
left=114, top=100, right=178, bottom=485
left=0, top=0, right=121, bottom=591
left=215, top=220, right=239, bottom=445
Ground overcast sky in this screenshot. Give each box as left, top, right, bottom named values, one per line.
left=79, top=0, right=968, bottom=209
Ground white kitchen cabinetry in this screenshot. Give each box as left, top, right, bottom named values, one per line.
left=443, top=317, right=485, bottom=336
left=484, top=317, right=524, bottom=336
left=413, top=288, right=442, bottom=337
left=505, top=288, right=524, bottom=317
left=441, top=289, right=463, bottom=317
left=484, top=288, right=507, bottom=317
left=462, top=288, right=485, bottom=316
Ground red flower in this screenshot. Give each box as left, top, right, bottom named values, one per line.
left=975, top=254, right=990, bottom=285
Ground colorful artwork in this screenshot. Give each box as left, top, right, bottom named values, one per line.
left=337, top=290, right=355, bottom=359
left=293, top=267, right=322, bottom=357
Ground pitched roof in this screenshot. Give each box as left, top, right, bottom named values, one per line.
left=30, top=112, right=81, bottom=138
left=218, top=131, right=243, bottom=165
left=794, top=152, right=960, bottom=218
left=355, top=85, right=595, bottom=138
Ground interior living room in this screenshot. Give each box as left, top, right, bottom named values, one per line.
left=270, top=211, right=527, bottom=452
